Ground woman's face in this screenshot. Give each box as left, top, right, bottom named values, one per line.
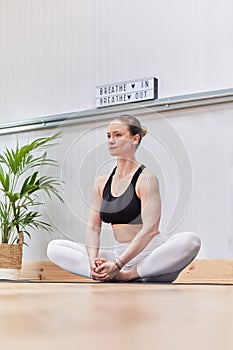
left=107, top=120, right=138, bottom=158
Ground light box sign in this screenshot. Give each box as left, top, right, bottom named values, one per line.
left=96, top=77, right=158, bottom=108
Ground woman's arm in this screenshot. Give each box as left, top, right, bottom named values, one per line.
left=85, top=177, right=102, bottom=262
left=116, top=172, right=161, bottom=266
left=85, top=176, right=110, bottom=280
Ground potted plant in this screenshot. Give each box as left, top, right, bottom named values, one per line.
left=0, top=132, right=63, bottom=278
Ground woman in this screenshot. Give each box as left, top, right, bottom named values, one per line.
left=47, top=115, right=201, bottom=282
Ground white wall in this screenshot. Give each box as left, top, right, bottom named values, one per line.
left=0, top=0, right=233, bottom=122
left=0, top=102, right=232, bottom=260
left=0, top=0, right=96, bottom=122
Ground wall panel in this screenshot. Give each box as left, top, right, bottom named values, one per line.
left=1, top=102, right=232, bottom=260
left=0, top=0, right=233, bottom=122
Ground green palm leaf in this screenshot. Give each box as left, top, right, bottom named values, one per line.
left=0, top=132, right=63, bottom=244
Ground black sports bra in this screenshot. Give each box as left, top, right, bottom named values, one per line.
left=100, top=164, right=146, bottom=225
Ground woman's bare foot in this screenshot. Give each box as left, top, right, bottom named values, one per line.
left=112, top=270, right=130, bottom=282
left=112, top=267, right=140, bottom=282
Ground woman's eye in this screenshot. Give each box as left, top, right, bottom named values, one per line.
left=107, top=133, right=122, bottom=139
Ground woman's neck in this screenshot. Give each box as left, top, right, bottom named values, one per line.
left=115, top=158, right=140, bottom=177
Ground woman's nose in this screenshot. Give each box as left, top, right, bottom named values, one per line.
left=108, top=136, right=115, bottom=143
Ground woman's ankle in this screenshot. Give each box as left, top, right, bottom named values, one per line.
left=127, top=268, right=140, bottom=281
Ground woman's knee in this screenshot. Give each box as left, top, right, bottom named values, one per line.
left=47, top=239, right=63, bottom=262
left=180, top=232, right=201, bottom=257
left=172, top=231, right=201, bottom=258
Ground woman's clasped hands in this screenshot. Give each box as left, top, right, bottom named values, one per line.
left=90, top=258, right=121, bottom=282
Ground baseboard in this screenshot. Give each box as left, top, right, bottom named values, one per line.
left=18, top=261, right=90, bottom=282
left=175, top=259, right=233, bottom=284
left=16, top=259, right=233, bottom=284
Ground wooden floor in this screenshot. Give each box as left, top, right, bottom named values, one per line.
left=0, top=282, right=232, bottom=350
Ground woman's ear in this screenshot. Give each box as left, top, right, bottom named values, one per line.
left=132, top=134, right=140, bottom=145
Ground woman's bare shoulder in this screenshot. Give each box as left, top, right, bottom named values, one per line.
left=137, top=167, right=160, bottom=192
left=94, top=174, right=109, bottom=196
left=141, top=167, right=159, bottom=183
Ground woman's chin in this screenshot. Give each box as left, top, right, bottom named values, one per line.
left=109, top=149, right=118, bottom=156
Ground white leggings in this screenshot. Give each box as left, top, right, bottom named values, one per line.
left=47, top=232, right=201, bottom=282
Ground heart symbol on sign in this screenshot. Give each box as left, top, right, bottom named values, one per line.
left=127, top=95, right=131, bottom=99
left=131, top=84, right=135, bottom=89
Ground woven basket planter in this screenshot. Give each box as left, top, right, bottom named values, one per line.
left=0, top=232, right=23, bottom=269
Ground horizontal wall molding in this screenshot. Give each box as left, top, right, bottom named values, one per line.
left=1, top=87, right=233, bottom=135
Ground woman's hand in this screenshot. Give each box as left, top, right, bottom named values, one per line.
left=89, top=259, right=110, bottom=282
left=94, top=258, right=120, bottom=280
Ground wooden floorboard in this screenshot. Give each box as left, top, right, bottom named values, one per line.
left=1, top=259, right=233, bottom=349
left=0, top=282, right=232, bottom=350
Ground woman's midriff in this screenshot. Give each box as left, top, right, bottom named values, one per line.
left=112, top=224, right=143, bottom=243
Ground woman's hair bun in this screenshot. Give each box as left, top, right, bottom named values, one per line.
left=142, top=126, right=147, bottom=138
